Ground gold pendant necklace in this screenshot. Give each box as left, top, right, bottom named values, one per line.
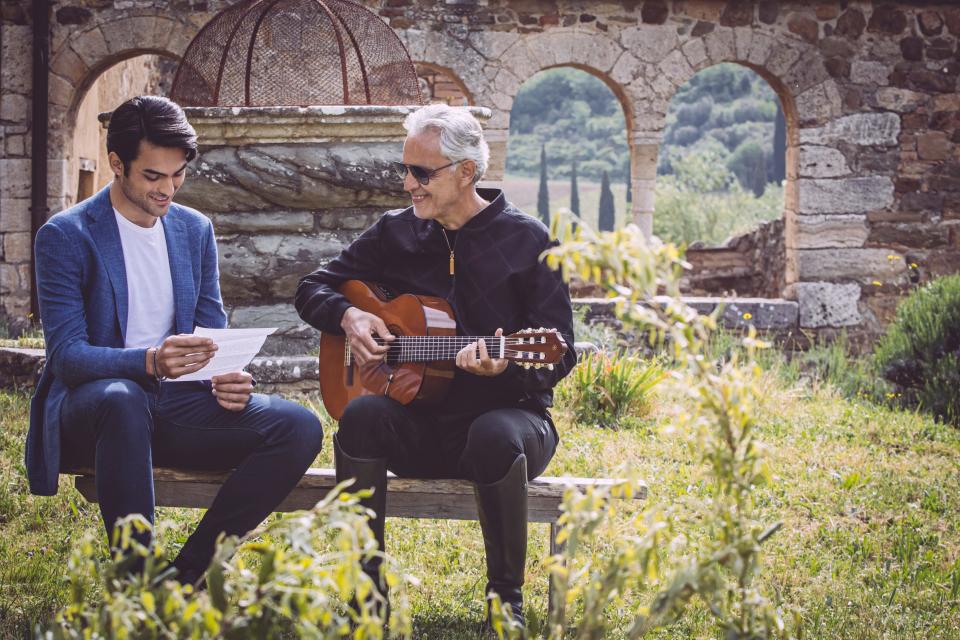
left=440, top=227, right=455, bottom=276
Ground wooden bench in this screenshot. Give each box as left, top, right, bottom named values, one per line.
left=69, top=466, right=646, bottom=608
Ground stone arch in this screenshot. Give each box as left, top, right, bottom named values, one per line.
left=45, top=15, right=198, bottom=212
left=414, top=62, right=474, bottom=106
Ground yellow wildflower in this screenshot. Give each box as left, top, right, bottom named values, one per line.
left=743, top=312, right=753, bottom=320
left=872, top=281, right=882, bottom=286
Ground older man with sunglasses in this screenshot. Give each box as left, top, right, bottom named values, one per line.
left=295, top=104, right=576, bottom=625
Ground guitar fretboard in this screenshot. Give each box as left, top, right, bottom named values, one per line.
left=343, top=335, right=551, bottom=365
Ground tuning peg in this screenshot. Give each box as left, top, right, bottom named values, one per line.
left=534, top=363, right=542, bottom=369
left=547, top=364, right=554, bottom=371
left=523, top=362, right=532, bottom=369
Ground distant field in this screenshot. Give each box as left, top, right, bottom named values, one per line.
left=491, top=174, right=630, bottom=231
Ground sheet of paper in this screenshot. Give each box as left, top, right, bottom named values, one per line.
left=175, top=327, right=276, bottom=382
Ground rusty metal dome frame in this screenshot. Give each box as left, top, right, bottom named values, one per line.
left=170, top=0, right=424, bottom=107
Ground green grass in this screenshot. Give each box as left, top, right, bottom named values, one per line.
left=2, top=352, right=960, bottom=638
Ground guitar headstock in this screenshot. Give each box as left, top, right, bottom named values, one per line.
left=503, top=328, right=568, bottom=369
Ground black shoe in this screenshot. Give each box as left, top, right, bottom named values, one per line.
left=474, top=454, right=528, bottom=627
left=334, top=433, right=389, bottom=613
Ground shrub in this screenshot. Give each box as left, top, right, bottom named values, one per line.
left=874, top=274, right=960, bottom=426
left=556, top=350, right=665, bottom=429
left=44, top=486, right=415, bottom=639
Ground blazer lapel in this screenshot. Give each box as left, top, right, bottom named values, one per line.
left=161, top=210, right=195, bottom=334
left=85, top=187, right=129, bottom=342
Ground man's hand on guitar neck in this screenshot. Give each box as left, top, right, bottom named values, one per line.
left=341, top=306, right=394, bottom=365
left=456, top=328, right=508, bottom=377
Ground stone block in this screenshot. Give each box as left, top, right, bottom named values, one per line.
left=746, top=32, right=775, bottom=66
left=703, top=27, right=735, bottom=63
left=0, top=199, right=31, bottom=233
left=101, top=16, right=158, bottom=55
left=621, top=24, right=678, bottom=63
left=850, top=60, right=889, bottom=85
left=784, top=49, right=830, bottom=95
left=918, top=10, right=944, bottom=36
left=210, top=211, right=315, bottom=234
left=2, top=232, right=31, bottom=262
left=47, top=72, right=75, bottom=108
left=868, top=223, right=950, bottom=249
left=4, top=134, right=26, bottom=157
left=797, top=248, right=908, bottom=283
left=733, top=26, right=753, bottom=60
left=218, top=232, right=348, bottom=303
left=500, top=41, right=541, bottom=83
left=799, top=145, right=849, bottom=178
left=875, top=87, right=926, bottom=112
left=917, top=131, right=951, bottom=161
left=762, top=41, right=802, bottom=79
left=610, top=51, right=643, bottom=85
left=795, top=282, right=862, bottom=327
left=799, top=112, right=900, bottom=147
left=0, top=159, right=30, bottom=199
left=492, top=68, right=521, bottom=95
left=0, top=263, right=19, bottom=294
left=68, top=26, right=109, bottom=69
left=315, top=208, right=384, bottom=231
left=658, top=49, right=693, bottom=86
left=683, top=0, right=723, bottom=22
left=1, top=26, right=32, bottom=93
left=797, top=176, right=895, bottom=214
left=566, top=32, right=622, bottom=73
left=0, top=93, right=28, bottom=123
left=794, top=214, right=868, bottom=248
left=795, top=83, right=841, bottom=124
left=681, top=38, right=708, bottom=69
left=467, top=31, right=520, bottom=61
left=49, top=45, right=88, bottom=85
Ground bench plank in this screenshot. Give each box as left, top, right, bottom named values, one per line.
left=70, top=467, right=647, bottom=524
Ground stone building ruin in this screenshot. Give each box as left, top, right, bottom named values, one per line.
left=3, top=1, right=960, bottom=356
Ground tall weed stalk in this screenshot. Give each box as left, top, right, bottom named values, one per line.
left=494, top=219, right=797, bottom=639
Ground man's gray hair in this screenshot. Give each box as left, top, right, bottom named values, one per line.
left=403, top=104, right=489, bottom=184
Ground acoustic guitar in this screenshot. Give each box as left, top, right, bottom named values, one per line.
left=318, top=280, right=568, bottom=419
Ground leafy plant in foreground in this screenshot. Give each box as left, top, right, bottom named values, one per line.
left=43, top=485, right=415, bottom=639
left=494, top=218, right=797, bottom=639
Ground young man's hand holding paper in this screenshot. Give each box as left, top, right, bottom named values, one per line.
left=175, top=327, right=277, bottom=382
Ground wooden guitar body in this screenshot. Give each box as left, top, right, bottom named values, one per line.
left=318, top=280, right=456, bottom=419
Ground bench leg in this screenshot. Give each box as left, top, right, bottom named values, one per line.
left=548, top=521, right=566, bottom=616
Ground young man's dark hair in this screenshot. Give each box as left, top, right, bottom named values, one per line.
left=106, top=96, right=198, bottom=174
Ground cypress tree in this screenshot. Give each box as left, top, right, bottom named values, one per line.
left=598, top=170, right=615, bottom=231
left=570, top=161, right=580, bottom=218
left=772, top=102, right=786, bottom=185
left=537, top=144, right=550, bottom=226
left=625, top=159, right=632, bottom=204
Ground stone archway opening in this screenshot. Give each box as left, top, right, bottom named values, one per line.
left=503, top=65, right=630, bottom=232
left=415, top=62, right=472, bottom=106
left=657, top=62, right=797, bottom=298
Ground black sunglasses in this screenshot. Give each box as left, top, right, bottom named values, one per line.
left=392, top=160, right=461, bottom=185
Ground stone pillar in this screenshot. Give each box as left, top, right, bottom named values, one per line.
left=630, top=131, right=660, bottom=240
left=484, top=127, right=508, bottom=183
left=170, top=105, right=491, bottom=357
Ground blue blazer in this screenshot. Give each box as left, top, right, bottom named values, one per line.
left=26, top=186, right=227, bottom=495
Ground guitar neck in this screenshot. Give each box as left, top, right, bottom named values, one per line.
left=346, top=336, right=506, bottom=364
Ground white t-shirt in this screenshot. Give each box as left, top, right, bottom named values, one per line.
left=114, top=209, right=175, bottom=349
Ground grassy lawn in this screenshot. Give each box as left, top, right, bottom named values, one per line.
left=1, top=355, right=959, bottom=638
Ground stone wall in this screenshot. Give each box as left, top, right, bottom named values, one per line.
left=3, top=1, right=960, bottom=343
left=684, top=218, right=785, bottom=297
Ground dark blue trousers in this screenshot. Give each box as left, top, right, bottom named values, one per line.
left=59, top=378, right=323, bottom=572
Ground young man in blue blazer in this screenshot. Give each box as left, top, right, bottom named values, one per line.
left=27, top=96, right=323, bottom=584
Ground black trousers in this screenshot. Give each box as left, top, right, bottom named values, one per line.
left=336, top=395, right=558, bottom=484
